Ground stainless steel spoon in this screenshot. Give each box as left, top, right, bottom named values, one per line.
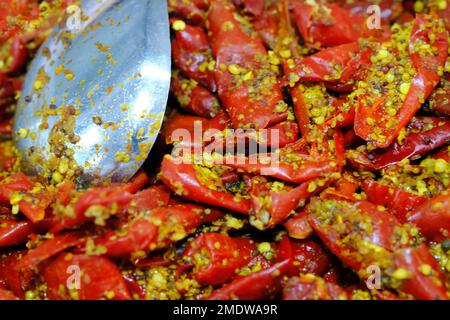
left=13, top=0, right=171, bottom=186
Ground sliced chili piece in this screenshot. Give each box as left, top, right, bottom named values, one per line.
left=43, top=253, right=131, bottom=300
left=206, top=260, right=290, bottom=300
left=182, top=232, right=256, bottom=286
left=283, top=275, right=350, bottom=300
left=277, top=236, right=332, bottom=277
left=284, top=210, right=313, bottom=240
left=0, top=219, right=33, bottom=247
left=50, top=186, right=133, bottom=233
left=171, top=21, right=216, bottom=92
left=407, top=192, right=450, bottom=242
left=208, top=0, right=288, bottom=129
left=362, top=179, right=428, bottom=222
left=160, top=155, right=251, bottom=214
left=292, top=2, right=363, bottom=48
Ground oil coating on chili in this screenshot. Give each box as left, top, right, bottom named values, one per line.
left=0, top=0, right=450, bottom=300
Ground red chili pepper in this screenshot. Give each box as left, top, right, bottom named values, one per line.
left=17, top=188, right=54, bottom=224
left=122, top=170, right=150, bottom=194
left=429, top=74, right=450, bottom=117
left=0, top=1, right=39, bottom=42
left=0, top=173, right=34, bottom=202
left=392, top=245, right=448, bottom=300
left=43, top=253, right=131, bottom=300
left=333, top=128, right=346, bottom=171
left=322, top=100, right=355, bottom=130
left=284, top=42, right=371, bottom=85
left=322, top=267, right=340, bottom=284
left=355, top=15, right=449, bottom=148
left=216, top=150, right=337, bottom=184
left=288, top=82, right=347, bottom=136
left=206, top=259, right=290, bottom=300
left=1, top=0, right=450, bottom=302
left=407, top=192, right=450, bottom=242
left=132, top=254, right=174, bottom=268
left=54, top=180, right=76, bottom=206
left=0, top=219, right=33, bottom=247
left=283, top=275, right=350, bottom=300
left=334, top=0, right=401, bottom=23
left=15, top=232, right=84, bottom=272
left=432, top=146, right=450, bottom=162
left=218, top=168, right=241, bottom=185
left=0, top=143, right=16, bottom=172
left=249, top=176, right=321, bottom=229
left=374, top=290, right=406, bottom=300
left=204, top=119, right=299, bottom=153
left=122, top=273, right=147, bottom=300
left=396, top=9, right=415, bottom=25
left=376, top=116, right=450, bottom=166
left=171, top=73, right=221, bottom=118
left=126, top=185, right=171, bottom=213
left=0, top=251, right=28, bottom=298
left=50, top=186, right=133, bottom=233
left=0, top=172, right=53, bottom=223
left=150, top=204, right=223, bottom=249
left=266, top=120, right=300, bottom=148
left=342, top=128, right=363, bottom=147
left=160, top=155, right=251, bottom=214
left=168, top=0, right=207, bottom=27
left=79, top=218, right=157, bottom=258
left=81, top=204, right=221, bottom=258
left=253, top=1, right=280, bottom=48
left=289, top=85, right=311, bottom=137
left=0, top=230, right=78, bottom=296
left=0, top=120, right=11, bottom=136
left=284, top=210, right=313, bottom=240
left=354, top=117, right=450, bottom=171
left=164, top=112, right=228, bottom=148
left=249, top=0, right=317, bottom=144
left=308, top=195, right=448, bottom=299
left=0, top=75, right=21, bottom=105
left=308, top=196, right=409, bottom=270
left=182, top=232, right=256, bottom=286
left=0, top=287, right=19, bottom=300
left=333, top=175, right=359, bottom=197
left=208, top=0, right=288, bottom=129
left=0, top=37, right=27, bottom=74
left=190, top=0, right=210, bottom=10
left=232, top=0, right=264, bottom=16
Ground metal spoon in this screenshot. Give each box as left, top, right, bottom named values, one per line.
left=13, top=0, right=171, bottom=186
